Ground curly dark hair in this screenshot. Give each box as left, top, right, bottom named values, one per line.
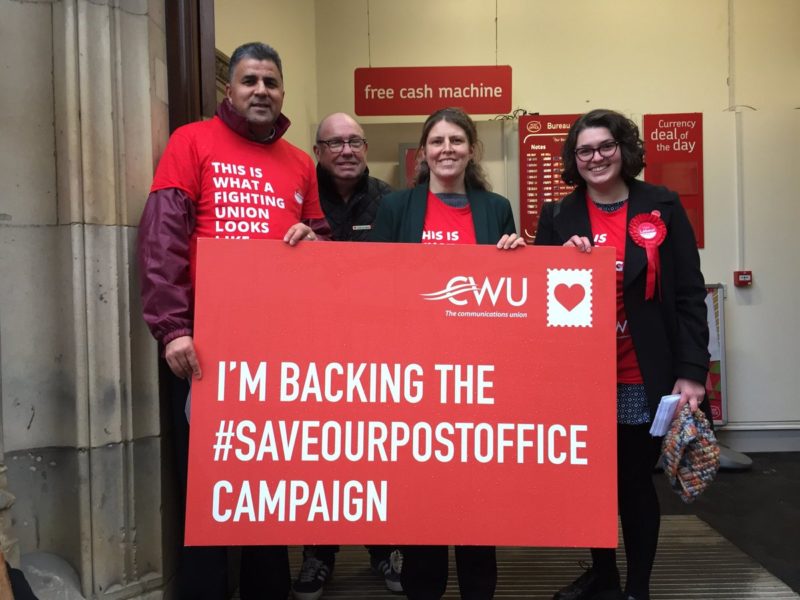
left=560, top=109, right=645, bottom=187
left=414, top=107, right=491, bottom=191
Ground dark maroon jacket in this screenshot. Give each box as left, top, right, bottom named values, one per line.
left=137, top=100, right=330, bottom=346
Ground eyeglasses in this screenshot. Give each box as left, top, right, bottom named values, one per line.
left=575, top=141, right=619, bottom=162
left=316, top=137, right=367, bottom=152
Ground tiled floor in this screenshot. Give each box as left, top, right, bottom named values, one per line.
left=655, top=451, right=800, bottom=594
left=284, top=452, right=800, bottom=599
left=290, top=515, right=797, bottom=598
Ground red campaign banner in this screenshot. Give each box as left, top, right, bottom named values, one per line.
left=354, top=66, right=512, bottom=116
left=186, top=240, right=618, bottom=547
left=518, top=115, right=580, bottom=243
left=643, top=113, right=704, bottom=247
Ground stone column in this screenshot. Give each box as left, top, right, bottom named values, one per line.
left=0, top=1, right=170, bottom=599
left=0, top=330, right=19, bottom=569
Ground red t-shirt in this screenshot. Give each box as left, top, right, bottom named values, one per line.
left=587, top=199, right=643, bottom=384
left=421, top=191, right=477, bottom=245
left=150, top=116, right=323, bottom=281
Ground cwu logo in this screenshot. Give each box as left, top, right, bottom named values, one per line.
left=421, top=276, right=528, bottom=307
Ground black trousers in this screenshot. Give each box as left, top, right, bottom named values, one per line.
left=165, top=366, right=290, bottom=600
left=591, top=424, right=662, bottom=600
left=401, top=545, right=496, bottom=600
left=8, top=562, right=37, bottom=600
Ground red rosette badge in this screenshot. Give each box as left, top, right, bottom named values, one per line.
left=629, top=212, right=667, bottom=300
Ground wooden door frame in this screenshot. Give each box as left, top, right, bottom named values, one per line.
left=165, top=0, right=216, bottom=132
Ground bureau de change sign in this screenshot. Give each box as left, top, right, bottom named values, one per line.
left=185, top=241, right=617, bottom=547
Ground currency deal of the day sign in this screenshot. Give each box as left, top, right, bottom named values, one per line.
left=185, top=241, right=617, bottom=547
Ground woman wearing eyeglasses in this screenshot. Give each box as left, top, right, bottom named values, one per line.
left=371, top=107, right=524, bottom=600
left=535, top=109, right=709, bottom=600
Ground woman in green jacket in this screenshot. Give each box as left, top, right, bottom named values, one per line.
left=371, top=107, right=524, bottom=600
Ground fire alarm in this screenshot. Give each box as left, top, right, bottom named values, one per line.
left=734, top=271, right=753, bottom=287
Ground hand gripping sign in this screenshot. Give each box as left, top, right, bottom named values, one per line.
left=186, top=240, right=617, bottom=547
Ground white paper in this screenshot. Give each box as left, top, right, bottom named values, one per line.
left=649, top=393, right=680, bottom=436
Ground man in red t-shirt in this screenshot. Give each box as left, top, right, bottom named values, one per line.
left=137, top=42, right=329, bottom=600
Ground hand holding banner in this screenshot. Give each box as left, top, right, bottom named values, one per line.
left=186, top=241, right=617, bottom=547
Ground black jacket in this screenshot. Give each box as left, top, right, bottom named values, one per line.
left=317, top=164, right=392, bottom=241
left=535, top=179, right=709, bottom=417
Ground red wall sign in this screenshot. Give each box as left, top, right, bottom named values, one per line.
left=643, top=113, right=704, bottom=247
left=186, top=241, right=617, bottom=547
left=354, top=66, right=512, bottom=116
left=518, top=114, right=580, bottom=243
left=705, top=286, right=725, bottom=425
left=402, top=145, right=418, bottom=188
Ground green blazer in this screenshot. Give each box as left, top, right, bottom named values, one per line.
left=370, top=184, right=517, bottom=244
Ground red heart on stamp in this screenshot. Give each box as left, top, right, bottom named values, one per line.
left=554, top=284, right=585, bottom=311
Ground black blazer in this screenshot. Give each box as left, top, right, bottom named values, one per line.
left=370, top=184, right=517, bottom=244
left=535, top=179, right=709, bottom=416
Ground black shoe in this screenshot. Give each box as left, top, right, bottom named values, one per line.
left=370, top=549, right=403, bottom=593
left=293, top=553, right=334, bottom=600
left=552, top=565, right=621, bottom=600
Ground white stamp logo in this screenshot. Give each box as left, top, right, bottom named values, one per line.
left=547, top=268, right=592, bottom=327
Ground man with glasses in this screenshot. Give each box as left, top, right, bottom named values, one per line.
left=312, top=112, right=392, bottom=241
left=291, top=113, right=398, bottom=600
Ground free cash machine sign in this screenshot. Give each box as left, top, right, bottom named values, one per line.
left=185, top=241, right=617, bottom=547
